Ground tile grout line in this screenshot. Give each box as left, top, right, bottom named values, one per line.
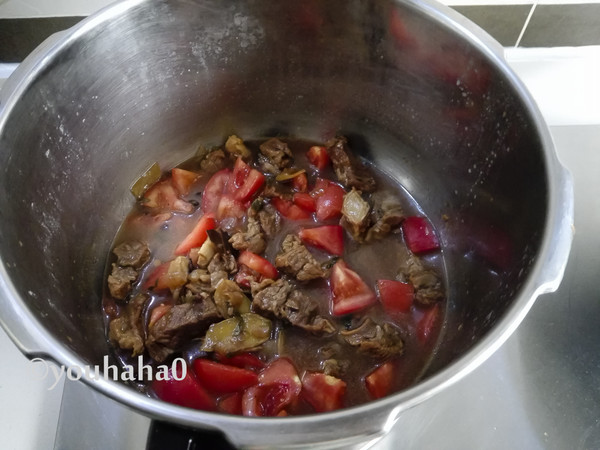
left=515, top=2, right=538, bottom=47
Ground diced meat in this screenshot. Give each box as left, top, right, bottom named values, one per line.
left=181, top=269, right=213, bottom=303
left=207, top=252, right=237, bottom=288
left=229, top=216, right=267, bottom=254
left=321, top=359, right=349, bottom=378
left=365, top=192, right=404, bottom=242
left=107, top=265, right=138, bottom=300
left=256, top=203, right=281, bottom=237
left=113, top=241, right=150, bottom=269
left=108, top=293, right=148, bottom=356
left=251, top=279, right=336, bottom=335
left=340, top=189, right=371, bottom=242
left=401, top=255, right=444, bottom=306
left=146, top=299, right=221, bottom=362
left=340, top=317, right=404, bottom=358
left=200, top=149, right=227, bottom=174
left=224, top=135, right=252, bottom=160
left=275, top=234, right=329, bottom=281
left=326, top=136, right=376, bottom=192
left=258, top=138, right=293, bottom=175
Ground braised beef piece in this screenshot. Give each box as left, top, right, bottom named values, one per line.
left=108, top=293, right=148, bottom=356
left=200, top=149, right=228, bottom=174
left=224, top=135, right=252, bottom=161
left=107, top=241, right=151, bottom=299
left=146, top=299, right=221, bottom=362
left=181, top=269, right=213, bottom=303
left=251, top=279, right=336, bottom=334
left=255, top=203, right=281, bottom=237
left=275, top=234, right=329, bottom=281
left=113, top=241, right=151, bottom=269
left=365, top=192, right=404, bottom=242
left=107, top=265, right=138, bottom=300
left=326, top=136, right=376, bottom=192
left=230, top=214, right=267, bottom=254
left=258, top=138, right=293, bottom=175
left=401, top=255, right=444, bottom=306
left=340, top=317, right=404, bottom=358
left=317, top=343, right=349, bottom=377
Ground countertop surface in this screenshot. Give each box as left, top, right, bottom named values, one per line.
left=1, top=45, right=599, bottom=449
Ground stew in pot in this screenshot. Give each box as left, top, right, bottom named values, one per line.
left=103, top=135, right=446, bottom=416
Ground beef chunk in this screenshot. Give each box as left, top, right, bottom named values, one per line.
left=113, top=241, right=150, bottom=269
left=224, top=135, right=252, bottom=160
left=275, top=234, right=329, bottom=281
left=401, top=255, right=444, bottom=306
left=208, top=252, right=237, bottom=288
left=181, top=269, right=213, bottom=303
left=340, top=317, right=404, bottom=358
left=326, top=136, right=376, bottom=192
left=107, top=265, right=138, bottom=300
left=146, top=299, right=221, bottom=362
left=229, top=215, right=267, bottom=254
left=200, top=149, right=227, bottom=174
left=259, top=138, right=293, bottom=175
left=365, top=192, right=404, bottom=242
left=252, top=279, right=335, bottom=334
left=321, top=359, right=349, bottom=378
left=108, top=293, right=148, bottom=356
left=256, top=203, right=281, bottom=237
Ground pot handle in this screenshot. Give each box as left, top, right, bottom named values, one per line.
left=0, top=30, right=67, bottom=112
left=536, top=162, right=574, bottom=295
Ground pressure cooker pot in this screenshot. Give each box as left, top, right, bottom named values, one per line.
left=0, top=0, right=572, bottom=448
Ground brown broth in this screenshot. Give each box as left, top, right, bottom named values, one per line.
left=103, top=137, right=448, bottom=413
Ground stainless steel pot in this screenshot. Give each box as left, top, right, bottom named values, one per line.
left=0, top=0, right=573, bottom=448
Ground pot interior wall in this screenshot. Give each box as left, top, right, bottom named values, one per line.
left=0, top=0, right=547, bottom=381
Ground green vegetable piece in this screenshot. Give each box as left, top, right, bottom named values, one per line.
left=201, top=313, right=272, bottom=355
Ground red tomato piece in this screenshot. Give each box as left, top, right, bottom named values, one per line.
left=292, top=193, right=317, bottom=212
left=148, top=303, right=172, bottom=328
left=313, top=179, right=345, bottom=221
left=143, top=262, right=170, bottom=291
left=241, top=358, right=302, bottom=417
left=201, top=169, right=230, bottom=214
left=144, top=180, right=193, bottom=213
left=229, top=157, right=265, bottom=202
left=299, top=225, right=344, bottom=256
left=365, top=361, right=395, bottom=399
left=216, top=193, right=245, bottom=220
left=330, top=260, right=377, bottom=316
left=238, top=251, right=278, bottom=279
left=306, top=145, right=330, bottom=170
left=218, top=392, right=243, bottom=415
left=376, top=279, right=414, bottom=314
left=171, top=168, right=199, bottom=195
left=402, top=216, right=440, bottom=254
left=174, top=213, right=216, bottom=256
left=152, top=365, right=216, bottom=411
left=216, top=353, right=265, bottom=370
left=291, top=172, right=308, bottom=192
left=192, top=359, right=259, bottom=393
left=271, top=197, right=312, bottom=220
left=301, top=372, right=346, bottom=412
left=417, top=304, right=441, bottom=343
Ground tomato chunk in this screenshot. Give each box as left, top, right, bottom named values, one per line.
left=402, top=216, right=440, bottom=254
left=152, top=365, right=215, bottom=411
left=417, top=303, right=441, bottom=343
left=271, top=197, right=312, bottom=220
left=330, top=260, right=376, bottom=316
left=216, top=353, right=265, bottom=370
left=313, top=179, right=345, bottom=221
left=299, top=225, right=344, bottom=256
left=376, top=279, right=414, bottom=314
left=171, top=168, right=199, bottom=195
left=238, top=251, right=278, bottom=279
left=143, top=262, right=170, bottom=291
left=242, top=358, right=302, bottom=417
left=293, top=193, right=316, bottom=213
left=218, top=392, right=243, bottom=415
left=365, top=361, right=395, bottom=399
left=192, top=359, right=258, bottom=393
left=174, top=213, right=216, bottom=256
left=301, top=372, right=346, bottom=412
left=230, top=157, right=265, bottom=202
left=291, top=172, right=308, bottom=192
left=201, top=169, right=230, bottom=214
left=306, top=145, right=330, bottom=170
left=144, top=180, right=193, bottom=213
left=148, top=303, right=172, bottom=327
